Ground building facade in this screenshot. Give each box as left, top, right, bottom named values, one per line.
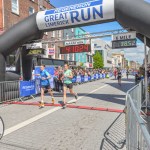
left=46, top=30, right=64, bottom=60
left=112, top=53, right=125, bottom=69
left=63, top=28, right=76, bottom=62
left=63, top=27, right=92, bottom=68
left=0, top=0, right=64, bottom=67
left=91, top=39, right=112, bottom=68
left=75, top=27, right=87, bottom=66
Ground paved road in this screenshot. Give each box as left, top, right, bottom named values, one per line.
left=0, top=76, right=135, bottom=150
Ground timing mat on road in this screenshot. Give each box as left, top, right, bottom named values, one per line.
left=4, top=101, right=124, bottom=113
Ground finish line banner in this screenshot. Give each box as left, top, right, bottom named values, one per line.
left=36, top=0, right=115, bottom=30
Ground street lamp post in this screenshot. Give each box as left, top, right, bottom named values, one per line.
left=144, top=36, right=149, bottom=112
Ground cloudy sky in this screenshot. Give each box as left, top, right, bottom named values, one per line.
left=124, top=44, right=145, bottom=63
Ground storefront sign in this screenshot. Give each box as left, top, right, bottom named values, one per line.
left=26, top=42, right=42, bottom=50
left=68, top=61, right=76, bottom=65
left=48, top=48, right=55, bottom=55
left=36, top=0, right=115, bottom=30
left=89, top=63, right=93, bottom=68
left=27, top=49, right=45, bottom=55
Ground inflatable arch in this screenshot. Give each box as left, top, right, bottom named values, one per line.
left=0, top=0, right=150, bottom=81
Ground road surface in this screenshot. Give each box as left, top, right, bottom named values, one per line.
left=0, top=76, right=135, bottom=150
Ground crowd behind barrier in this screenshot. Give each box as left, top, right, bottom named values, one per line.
left=20, top=72, right=113, bottom=98
left=0, top=65, right=114, bottom=102
left=0, top=68, right=131, bottom=102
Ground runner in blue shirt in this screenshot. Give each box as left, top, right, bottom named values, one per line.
left=35, top=64, right=55, bottom=108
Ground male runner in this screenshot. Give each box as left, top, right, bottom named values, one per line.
left=62, top=63, right=78, bottom=107
left=126, top=70, right=129, bottom=79
left=117, top=69, right=122, bottom=86
left=35, top=64, right=55, bottom=108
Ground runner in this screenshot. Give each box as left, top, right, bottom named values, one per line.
left=62, top=63, right=78, bottom=108
left=35, top=64, right=55, bottom=108
left=114, top=69, right=117, bottom=79
left=117, top=69, right=122, bottom=86
left=126, top=70, right=129, bottom=79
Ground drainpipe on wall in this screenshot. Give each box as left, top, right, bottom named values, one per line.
left=2, top=0, right=4, bottom=30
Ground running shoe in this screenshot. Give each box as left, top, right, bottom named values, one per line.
left=39, top=102, right=44, bottom=108
left=62, top=102, right=67, bottom=109
left=52, top=97, right=55, bottom=105
left=75, top=93, right=78, bottom=100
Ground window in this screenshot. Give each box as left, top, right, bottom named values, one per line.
left=44, top=32, right=48, bottom=35
left=52, top=31, right=55, bottom=37
left=40, top=5, right=46, bottom=11
left=57, top=30, right=61, bottom=38
left=29, top=7, right=34, bottom=15
left=12, top=0, right=19, bottom=15
left=66, top=33, right=69, bottom=39
left=51, top=44, right=54, bottom=48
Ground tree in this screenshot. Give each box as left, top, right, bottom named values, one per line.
left=93, top=51, right=104, bottom=69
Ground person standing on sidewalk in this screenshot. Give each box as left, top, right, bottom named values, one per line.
left=35, top=64, right=55, bottom=108
left=62, top=63, right=78, bottom=107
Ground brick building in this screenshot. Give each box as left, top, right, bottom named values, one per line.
left=0, top=0, right=64, bottom=66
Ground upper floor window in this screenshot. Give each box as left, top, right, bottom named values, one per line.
left=29, top=7, right=35, bottom=15
left=52, top=31, right=55, bottom=37
left=12, top=0, right=19, bottom=15
left=58, top=30, right=61, bottom=38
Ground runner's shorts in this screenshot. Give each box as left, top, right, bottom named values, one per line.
left=117, top=76, right=121, bottom=80
left=41, top=85, right=51, bottom=89
left=64, top=83, right=73, bottom=89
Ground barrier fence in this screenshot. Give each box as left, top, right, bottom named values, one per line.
left=126, top=80, right=150, bottom=150
left=0, top=80, right=19, bottom=102
left=0, top=73, right=113, bottom=102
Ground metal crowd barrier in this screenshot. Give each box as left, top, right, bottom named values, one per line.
left=0, top=73, right=113, bottom=102
left=126, top=80, right=150, bottom=150
left=0, top=80, right=20, bottom=103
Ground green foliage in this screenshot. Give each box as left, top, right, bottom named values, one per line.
left=93, top=51, right=104, bottom=69
left=80, top=62, right=84, bottom=66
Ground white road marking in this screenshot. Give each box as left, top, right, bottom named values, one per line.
left=68, top=84, right=108, bottom=103
left=4, top=107, right=60, bottom=136
left=4, top=83, right=109, bottom=137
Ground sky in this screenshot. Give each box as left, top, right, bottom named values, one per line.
left=50, top=0, right=145, bottom=64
